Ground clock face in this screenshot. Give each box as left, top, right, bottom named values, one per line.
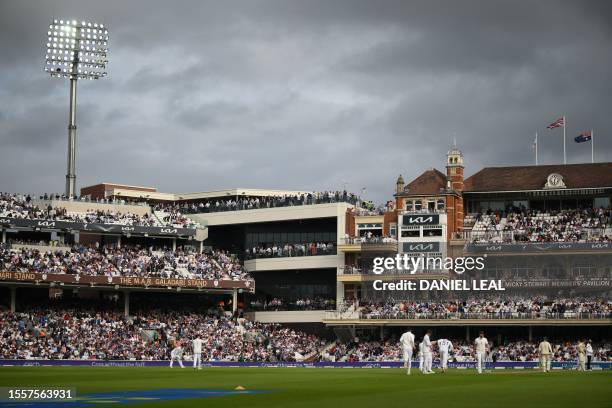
left=549, top=175, right=561, bottom=186
left=545, top=173, right=565, bottom=189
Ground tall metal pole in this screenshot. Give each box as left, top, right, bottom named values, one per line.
left=65, top=43, right=79, bottom=198
left=66, top=76, right=77, bottom=197
left=563, top=115, right=566, bottom=165
left=535, top=132, right=538, bottom=166
left=591, top=129, right=594, bottom=163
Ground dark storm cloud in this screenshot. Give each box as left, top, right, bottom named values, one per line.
left=0, top=0, right=610, bottom=202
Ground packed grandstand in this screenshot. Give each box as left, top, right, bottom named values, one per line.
left=467, top=208, right=611, bottom=243
left=153, top=191, right=361, bottom=214
left=349, top=297, right=612, bottom=320
left=1, top=303, right=610, bottom=363
left=0, top=243, right=250, bottom=282
left=0, top=193, right=199, bottom=229
left=1, top=160, right=611, bottom=366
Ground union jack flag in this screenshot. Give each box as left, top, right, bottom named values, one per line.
left=547, top=116, right=565, bottom=129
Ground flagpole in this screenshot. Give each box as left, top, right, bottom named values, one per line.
left=535, top=132, right=538, bottom=166
left=563, top=115, right=566, bottom=164
left=591, top=129, right=594, bottom=163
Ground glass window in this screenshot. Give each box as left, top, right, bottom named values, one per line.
left=401, top=229, right=420, bottom=238
left=406, top=201, right=414, bottom=211
left=594, top=197, right=610, bottom=208
left=423, top=228, right=442, bottom=237
left=415, top=200, right=422, bottom=211
left=437, top=199, right=445, bottom=210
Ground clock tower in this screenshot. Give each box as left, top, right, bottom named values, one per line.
left=446, top=144, right=464, bottom=192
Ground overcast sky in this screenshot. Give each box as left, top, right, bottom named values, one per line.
left=0, top=0, right=610, bottom=202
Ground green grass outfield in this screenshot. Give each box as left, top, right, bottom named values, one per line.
left=0, top=367, right=610, bottom=408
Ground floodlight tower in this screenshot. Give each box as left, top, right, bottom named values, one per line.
left=45, top=19, right=109, bottom=197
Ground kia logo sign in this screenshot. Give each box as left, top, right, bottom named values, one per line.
left=409, top=244, right=433, bottom=251
left=402, top=214, right=439, bottom=225
left=36, top=221, right=56, bottom=227
left=160, top=228, right=178, bottom=234
left=403, top=242, right=440, bottom=252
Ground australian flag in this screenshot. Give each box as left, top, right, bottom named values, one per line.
left=575, top=131, right=592, bottom=143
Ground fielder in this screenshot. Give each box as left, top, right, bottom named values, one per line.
left=170, top=344, right=185, bottom=368
left=399, top=329, right=415, bottom=375
left=422, top=330, right=434, bottom=374
left=192, top=334, right=203, bottom=370
left=474, top=331, right=489, bottom=374
left=437, top=338, right=453, bottom=373
left=577, top=340, right=586, bottom=371
left=586, top=340, right=593, bottom=371
left=418, top=341, right=425, bottom=373
left=538, top=337, right=553, bottom=373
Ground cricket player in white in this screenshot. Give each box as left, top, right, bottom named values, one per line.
left=437, top=338, right=453, bottom=373
left=538, top=337, right=553, bottom=373
left=418, top=341, right=425, bottom=373
left=474, top=331, right=489, bottom=374
left=577, top=340, right=586, bottom=371
left=399, top=329, right=415, bottom=375
left=192, top=335, right=203, bottom=370
left=423, top=330, right=434, bottom=374
left=170, top=344, right=184, bottom=368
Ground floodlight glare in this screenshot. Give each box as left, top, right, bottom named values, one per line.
left=44, top=18, right=109, bottom=197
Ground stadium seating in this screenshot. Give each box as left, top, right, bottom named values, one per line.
left=2, top=304, right=608, bottom=362
left=0, top=193, right=200, bottom=229
left=153, top=191, right=361, bottom=214
left=245, top=242, right=336, bottom=259
left=0, top=243, right=251, bottom=282
left=468, top=208, right=611, bottom=243
left=0, top=307, right=325, bottom=361
left=345, top=297, right=611, bottom=320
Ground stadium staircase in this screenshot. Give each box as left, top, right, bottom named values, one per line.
left=152, top=210, right=168, bottom=227
left=208, top=256, right=226, bottom=277
left=303, top=341, right=338, bottom=362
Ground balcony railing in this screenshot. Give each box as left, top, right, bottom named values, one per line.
left=245, top=245, right=337, bottom=260
left=339, top=266, right=449, bottom=276
left=326, top=311, right=611, bottom=320
left=463, top=227, right=610, bottom=244
left=340, top=237, right=397, bottom=245
left=401, top=209, right=446, bottom=214
left=176, top=195, right=361, bottom=214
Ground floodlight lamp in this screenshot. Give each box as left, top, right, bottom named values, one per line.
left=44, top=19, right=109, bottom=80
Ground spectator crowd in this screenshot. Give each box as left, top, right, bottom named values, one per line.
left=0, top=193, right=199, bottom=229
left=470, top=207, right=611, bottom=243
left=245, top=242, right=336, bottom=259
left=0, top=302, right=609, bottom=363
left=153, top=191, right=361, bottom=214
left=349, top=296, right=611, bottom=320
left=0, top=243, right=251, bottom=282
left=248, top=297, right=336, bottom=311
left=0, top=306, right=324, bottom=361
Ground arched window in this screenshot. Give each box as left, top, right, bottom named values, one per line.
left=414, top=200, right=422, bottom=211
left=406, top=201, right=414, bottom=211
left=437, top=199, right=445, bottom=211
